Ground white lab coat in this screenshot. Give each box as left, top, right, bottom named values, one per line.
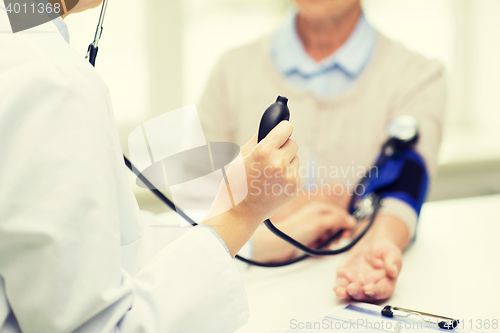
left=0, top=8, right=248, bottom=333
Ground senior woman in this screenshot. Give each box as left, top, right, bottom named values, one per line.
left=197, top=0, right=446, bottom=301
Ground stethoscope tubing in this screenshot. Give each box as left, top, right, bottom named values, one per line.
left=85, top=1, right=380, bottom=267
left=123, top=155, right=380, bottom=267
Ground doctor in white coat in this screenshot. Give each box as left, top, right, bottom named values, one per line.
left=0, top=1, right=300, bottom=332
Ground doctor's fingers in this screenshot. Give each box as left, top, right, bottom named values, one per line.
left=278, top=138, right=299, bottom=163
left=285, top=155, right=300, bottom=180
left=283, top=156, right=300, bottom=195
left=290, top=154, right=299, bottom=169
left=241, top=134, right=258, bottom=156
left=260, top=121, right=294, bottom=149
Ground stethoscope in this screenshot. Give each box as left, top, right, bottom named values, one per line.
left=84, top=0, right=108, bottom=66
left=84, top=2, right=419, bottom=268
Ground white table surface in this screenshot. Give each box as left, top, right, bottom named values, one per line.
left=236, top=195, right=500, bottom=333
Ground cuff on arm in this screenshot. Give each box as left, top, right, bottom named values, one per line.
left=379, top=197, right=418, bottom=242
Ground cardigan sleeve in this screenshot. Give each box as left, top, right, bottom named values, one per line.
left=389, top=58, right=447, bottom=180
left=382, top=55, right=447, bottom=240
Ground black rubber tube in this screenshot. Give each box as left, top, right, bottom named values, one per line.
left=123, top=155, right=379, bottom=267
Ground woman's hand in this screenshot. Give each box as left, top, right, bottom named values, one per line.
left=271, top=184, right=352, bottom=222
left=334, top=239, right=402, bottom=301
left=252, top=201, right=355, bottom=262
left=333, top=214, right=408, bottom=301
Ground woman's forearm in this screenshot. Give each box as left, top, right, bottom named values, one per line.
left=355, top=214, right=410, bottom=251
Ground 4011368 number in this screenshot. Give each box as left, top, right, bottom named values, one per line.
left=6, top=2, right=61, bottom=15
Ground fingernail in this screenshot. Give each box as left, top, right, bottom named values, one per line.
left=348, top=290, right=359, bottom=296
left=336, top=288, right=347, bottom=299
left=364, top=284, right=375, bottom=297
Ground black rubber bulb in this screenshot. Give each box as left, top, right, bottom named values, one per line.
left=258, top=96, right=290, bottom=143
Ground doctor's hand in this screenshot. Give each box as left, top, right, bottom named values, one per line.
left=238, top=121, right=300, bottom=221
left=202, top=121, right=300, bottom=257
left=252, top=201, right=356, bottom=262
left=333, top=214, right=408, bottom=301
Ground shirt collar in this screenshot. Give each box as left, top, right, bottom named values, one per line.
left=0, top=2, right=69, bottom=42
left=271, top=9, right=376, bottom=78
left=52, top=16, right=70, bottom=44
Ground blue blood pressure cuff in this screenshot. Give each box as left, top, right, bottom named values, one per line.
left=361, top=150, right=429, bottom=216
